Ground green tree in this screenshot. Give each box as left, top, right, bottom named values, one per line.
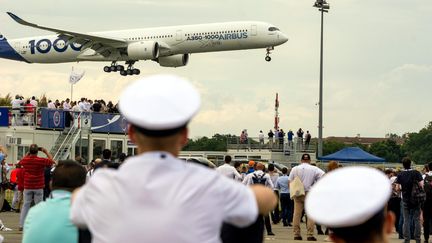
left=183, top=134, right=237, bottom=151
left=369, top=139, right=404, bottom=163
left=402, top=121, right=432, bottom=164
left=322, top=140, right=346, bottom=156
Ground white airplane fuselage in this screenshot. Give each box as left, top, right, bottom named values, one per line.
left=2, top=21, right=288, bottom=64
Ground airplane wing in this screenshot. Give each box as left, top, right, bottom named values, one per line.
left=7, top=12, right=127, bottom=57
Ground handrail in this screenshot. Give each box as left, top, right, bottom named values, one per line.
left=53, top=112, right=83, bottom=160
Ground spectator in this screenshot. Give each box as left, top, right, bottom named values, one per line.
left=287, top=130, right=294, bottom=149
left=268, top=130, right=274, bottom=148
left=423, top=162, right=432, bottom=243
left=216, top=155, right=242, bottom=181
left=288, top=153, right=324, bottom=241
left=258, top=130, right=264, bottom=147
left=10, top=163, right=23, bottom=212
left=297, top=128, right=304, bottom=150
left=395, top=157, right=423, bottom=243
left=70, top=75, right=276, bottom=242
left=268, top=164, right=280, bottom=224
left=276, top=167, right=292, bottom=227
left=18, top=144, right=55, bottom=231
left=22, top=160, right=86, bottom=243
left=243, top=163, right=275, bottom=236
left=11, top=94, right=24, bottom=126
left=279, top=129, right=285, bottom=149
left=0, top=152, right=11, bottom=211
left=305, top=131, right=312, bottom=150
left=30, top=96, right=38, bottom=107
left=47, top=100, right=56, bottom=109
left=118, top=153, right=127, bottom=164
left=92, top=100, right=102, bottom=112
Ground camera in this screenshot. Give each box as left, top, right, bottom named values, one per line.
left=38, top=147, right=43, bottom=151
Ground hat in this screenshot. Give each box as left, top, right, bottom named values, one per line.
left=301, top=153, right=311, bottom=161
left=248, top=160, right=255, bottom=167
left=119, top=74, right=201, bottom=136
left=305, top=166, right=391, bottom=228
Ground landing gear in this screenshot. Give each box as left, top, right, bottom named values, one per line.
left=103, top=62, right=125, bottom=73
left=119, top=61, right=140, bottom=76
left=104, top=61, right=140, bottom=76
left=265, top=46, right=274, bottom=62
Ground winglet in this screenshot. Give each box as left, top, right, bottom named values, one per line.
left=6, top=12, right=36, bottom=27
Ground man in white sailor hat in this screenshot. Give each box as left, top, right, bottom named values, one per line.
left=305, top=167, right=396, bottom=243
left=70, top=74, right=277, bottom=243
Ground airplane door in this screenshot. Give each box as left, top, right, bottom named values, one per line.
left=176, top=30, right=183, bottom=41
left=251, top=25, right=257, bottom=36
left=13, top=42, right=25, bottom=54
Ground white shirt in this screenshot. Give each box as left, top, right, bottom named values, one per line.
left=258, top=132, right=264, bottom=141
left=71, top=152, right=258, bottom=243
left=78, top=101, right=87, bottom=111
left=47, top=102, right=56, bottom=109
left=62, top=102, right=71, bottom=111
left=30, top=99, right=38, bottom=107
left=11, top=99, right=24, bottom=109
left=288, top=163, right=325, bottom=192
left=216, top=163, right=242, bottom=181
left=269, top=172, right=279, bottom=189
left=242, top=170, right=274, bottom=189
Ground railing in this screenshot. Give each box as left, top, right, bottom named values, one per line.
left=226, top=136, right=316, bottom=154
left=51, top=112, right=83, bottom=161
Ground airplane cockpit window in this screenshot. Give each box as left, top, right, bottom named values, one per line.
left=268, top=27, right=280, bottom=31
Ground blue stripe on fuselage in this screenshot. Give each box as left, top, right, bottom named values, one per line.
left=0, top=38, right=29, bottom=63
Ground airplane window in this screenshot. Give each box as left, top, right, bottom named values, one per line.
left=268, top=27, right=280, bottom=31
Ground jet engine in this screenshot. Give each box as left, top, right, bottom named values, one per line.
left=127, top=41, right=159, bottom=60
left=157, top=54, right=189, bottom=67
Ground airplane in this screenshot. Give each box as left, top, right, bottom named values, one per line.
left=0, top=12, right=288, bottom=76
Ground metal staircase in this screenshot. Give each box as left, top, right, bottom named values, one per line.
left=50, top=112, right=83, bottom=161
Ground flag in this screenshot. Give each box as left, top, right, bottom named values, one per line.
left=69, top=67, right=85, bottom=85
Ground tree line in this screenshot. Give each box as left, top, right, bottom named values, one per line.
left=183, top=122, right=432, bottom=164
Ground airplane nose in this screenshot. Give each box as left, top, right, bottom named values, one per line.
left=279, top=33, right=289, bottom=44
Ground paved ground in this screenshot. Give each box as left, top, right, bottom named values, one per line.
left=0, top=211, right=422, bottom=243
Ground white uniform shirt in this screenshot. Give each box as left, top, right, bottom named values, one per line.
left=71, top=152, right=258, bottom=243
left=11, top=99, right=24, bottom=109
left=62, top=102, right=71, bottom=111
left=288, top=163, right=325, bottom=192
left=216, top=163, right=242, bottom=181
left=242, top=170, right=274, bottom=189
left=47, top=102, right=56, bottom=109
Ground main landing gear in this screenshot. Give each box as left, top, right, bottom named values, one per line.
left=103, top=61, right=140, bottom=76
left=265, top=46, right=274, bottom=62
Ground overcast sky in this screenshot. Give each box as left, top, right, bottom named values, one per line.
left=0, top=0, right=431, bottom=139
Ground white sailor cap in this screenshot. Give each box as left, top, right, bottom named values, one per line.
left=305, top=166, right=391, bottom=228
left=119, top=74, right=201, bottom=136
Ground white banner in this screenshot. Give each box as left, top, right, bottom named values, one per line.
left=69, top=67, right=85, bottom=85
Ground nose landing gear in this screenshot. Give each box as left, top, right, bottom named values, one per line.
left=265, top=46, right=274, bottom=62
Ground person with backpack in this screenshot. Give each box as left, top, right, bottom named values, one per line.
left=423, top=162, right=432, bottom=243
left=243, top=163, right=275, bottom=236
left=395, top=157, right=424, bottom=243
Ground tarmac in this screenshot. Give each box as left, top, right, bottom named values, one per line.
left=0, top=211, right=415, bottom=243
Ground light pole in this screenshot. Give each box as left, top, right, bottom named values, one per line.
left=314, top=0, right=329, bottom=157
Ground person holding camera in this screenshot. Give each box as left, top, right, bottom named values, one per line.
left=18, top=144, right=55, bottom=231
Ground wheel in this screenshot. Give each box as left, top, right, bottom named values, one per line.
left=265, top=56, right=271, bottom=62
left=117, top=65, right=124, bottom=71
left=110, top=66, right=117, bottom=72
left=120, top=70, right=127, bottom=76
left=132, top=69, right=140, bottom=75
left=126, top=69, right=133, bottom=75
left=103, top=66, right=111, bottom=72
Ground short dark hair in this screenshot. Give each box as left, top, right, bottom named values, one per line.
left=281, top=167, right=288, bottom=174
left=118, top=153, right=127, bottom=162
left=330, top=209, right=386, bottom=243
left=233, top=161, right=241, bottom=169
left=29, top=144, right=39, bottom=155
left=224, top=155, right=232, bottom=163
left=301, top=153, right=311, bottom=161
left=102, top=149, right=112, bottom=160
left=268, top=163, right=275, bottom=171
left=51, top=160, right=86, bottom=191
left=402, top=157, right=411, bottom=169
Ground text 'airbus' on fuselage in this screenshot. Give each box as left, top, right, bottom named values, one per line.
left=0, top=12, right=288, bottom=76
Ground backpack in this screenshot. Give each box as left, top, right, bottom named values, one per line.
left=424, top=174, right=432, bottom=199
left=410, top=172, right=426, bottom=206
left=252, top=173, right=267, bottom=185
